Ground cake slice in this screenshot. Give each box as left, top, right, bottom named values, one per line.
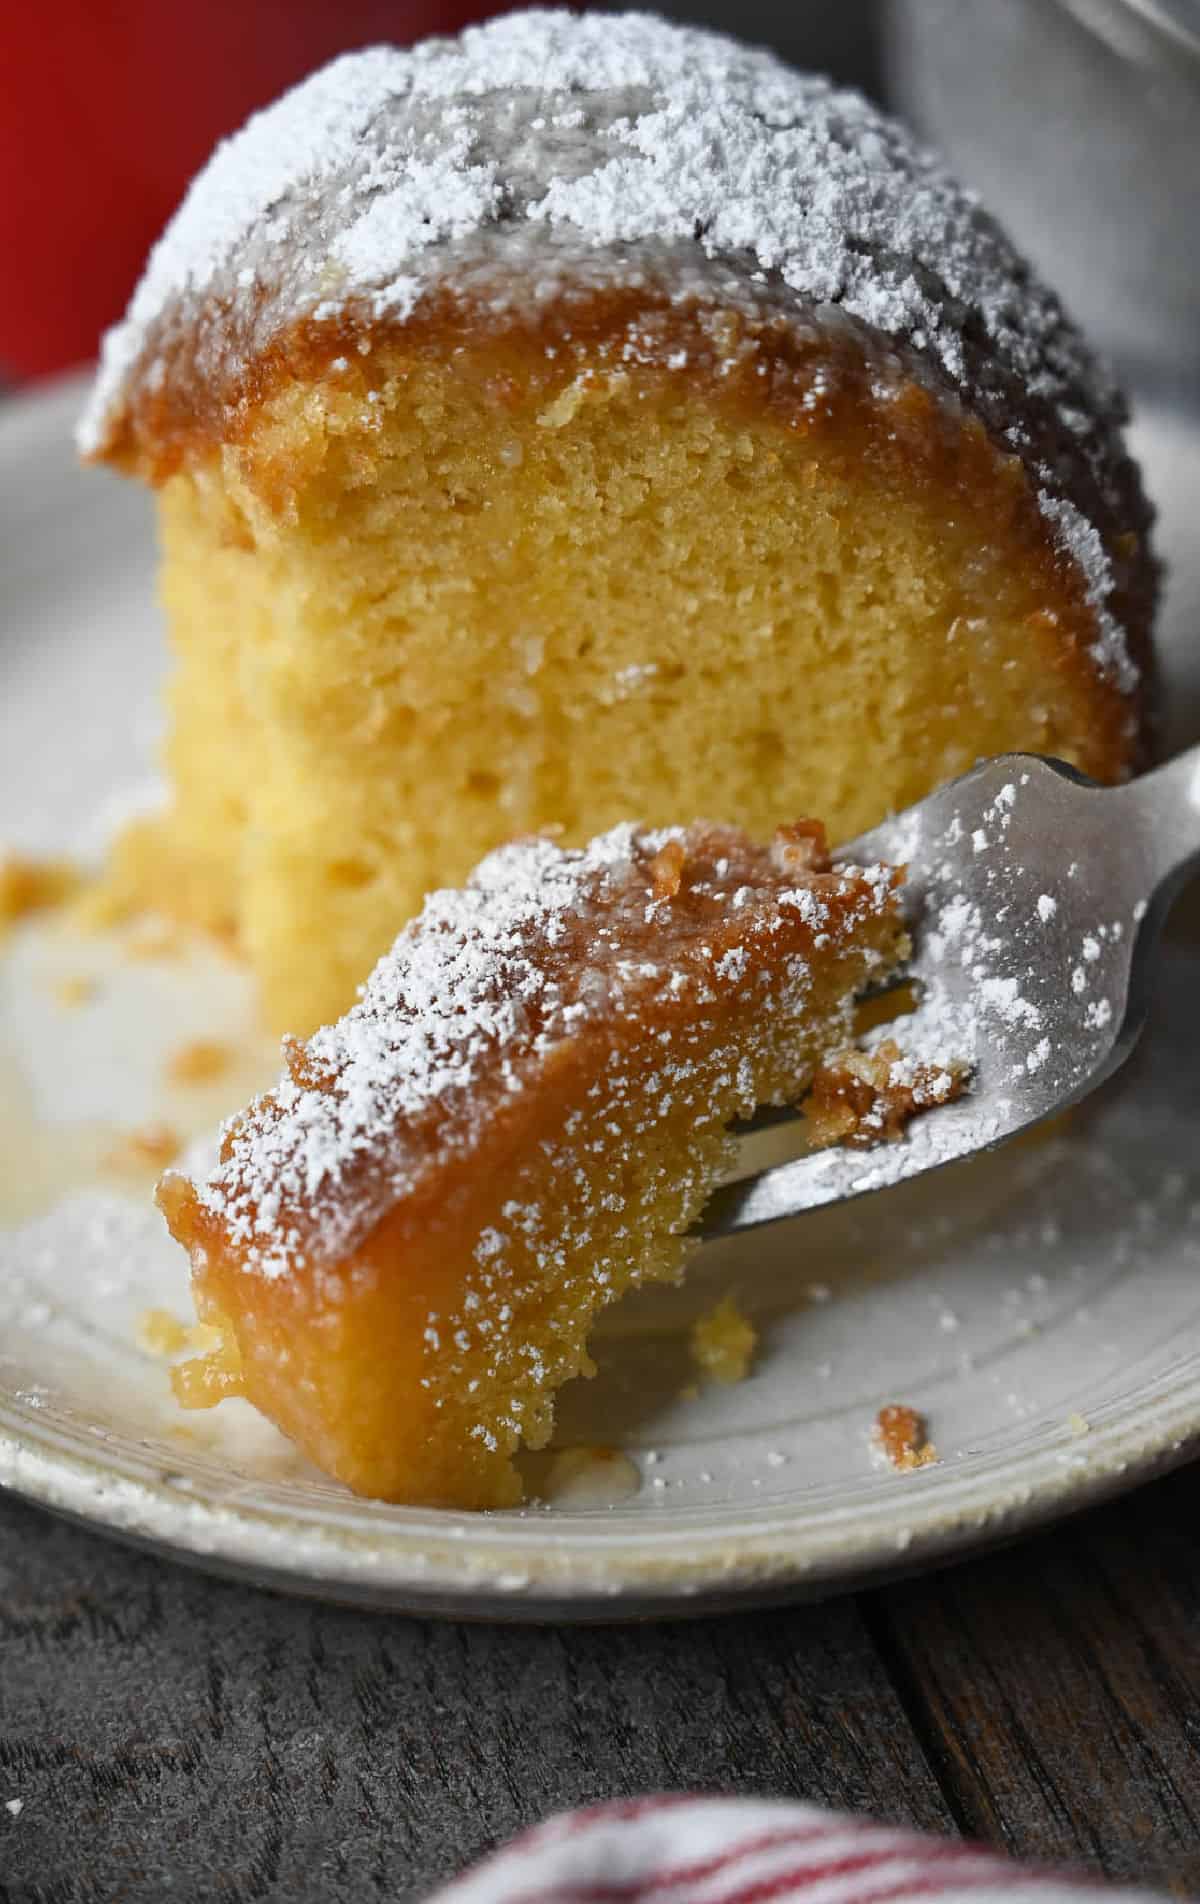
left=159, top=820, right=907, bottom=1509
left=81, top=11, right=1155, bottom=1038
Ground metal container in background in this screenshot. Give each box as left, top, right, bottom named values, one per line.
left=885, top=0, right=1200, bottom=392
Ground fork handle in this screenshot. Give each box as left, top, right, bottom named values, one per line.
left=1121, top=740, right=1200, bottom=903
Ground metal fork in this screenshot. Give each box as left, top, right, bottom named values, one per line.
left=701, top=744, right=1200, bottom=1238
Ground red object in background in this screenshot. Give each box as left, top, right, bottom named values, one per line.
left=1, top=2, right=493, bottom=382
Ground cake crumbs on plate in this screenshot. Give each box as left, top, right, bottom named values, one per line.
left=137, top=1308, right=222, bottom=1358
left=690, top=1294, right=757, bottom=1387
left=0, top=853, right=82, bottom=933
left=67, top=879, right=131, bottom=933
left=1067, top=1410, right=1091, bottom=1438
left=137, top=1308, right=194, bottom=1356
left=102, top=1122, right=182, bottom=1177
left=875, top=1403, right=938, bottom=1472
left=52, top=974, right=97, bottom=1009
left=123, top=916, right=187, bottom=962
left=166, top=1039, right=232, bottom=1086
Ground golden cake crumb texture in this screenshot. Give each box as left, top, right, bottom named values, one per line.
left=102, top=1122, right=182, bottom=1178
left=875, top=1403, right=938, bottom=1472
left=166, top=1039, right=232, bottom=1086
left=690, top=1296, right=758, bottom=1388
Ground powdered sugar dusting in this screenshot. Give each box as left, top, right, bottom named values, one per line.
left=1038, top=492, right=1137, bottom=693
left=79, top=8, right=1117, bottom=435
left=77, top=10, right=1145, bottom=685
left=189, top=822, right=898, bottom=1278
left=759, top=753, right=1160, bottom=1218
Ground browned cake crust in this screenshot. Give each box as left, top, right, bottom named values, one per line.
left=80, top=14, right=1157, bottom=765
left=805, top=1036, right=967, bottom=1149
left=96, top=291, right=1153, bottom=776
left=875, top=1403, right=938, bottom=1472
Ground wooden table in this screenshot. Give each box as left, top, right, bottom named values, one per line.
left=5, top=1458, right=1200, bottom=1902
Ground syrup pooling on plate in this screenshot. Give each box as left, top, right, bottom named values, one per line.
left=0, top=910, right=276, bottom=1229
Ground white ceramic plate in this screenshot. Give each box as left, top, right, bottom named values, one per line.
left=2, top=373, right=1198, bottom=1618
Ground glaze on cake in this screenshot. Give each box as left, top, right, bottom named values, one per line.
left=81, top=11, right=1156, bottom=1035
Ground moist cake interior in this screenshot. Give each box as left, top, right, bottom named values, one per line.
left=110, top=325, right=1133, bottom=1035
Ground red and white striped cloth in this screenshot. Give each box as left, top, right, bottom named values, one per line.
left=433, top=1798, right=1161, bottom=1904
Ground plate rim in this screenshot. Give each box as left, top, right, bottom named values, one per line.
left=3, top=1346, right=1199, bottom=1615
left=3, top=370, right=1199, bottom=1618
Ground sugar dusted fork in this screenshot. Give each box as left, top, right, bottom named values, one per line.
left=701, top=745, right=1200, bottom=1238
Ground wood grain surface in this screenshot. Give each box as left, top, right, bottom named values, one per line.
left=5, top=1466, right=1200, bottom=1902
left=868, top=1462, right=1200, bottom=1891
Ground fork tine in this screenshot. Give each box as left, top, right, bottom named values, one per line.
left=696, top=749, right=1180, bottom=1238
left=701, top=1096, right=1023, bottom=1238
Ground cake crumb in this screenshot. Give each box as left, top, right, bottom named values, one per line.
left=804, top=1039, right=966, bottom=1149
left=1067, top=1411, right=1091, bottom=1438
left=138, top=1310, right=224, bottom=1359
left=69, top=879, right=132, bottom=932
left=137, top=1308, right=194, bottom=1356
left=875, top=1403, right=938, bottom=1472
left=166, top=1039, right=232, bottom=1086
left=171, top=1324, right=245, bottom=1407
left=52, top=974, right=97, bottom=1009
left=0, top=853, right=81, bottom=933
left=649, top=838, right=686, bottom=899
left=103, top=1122, right=182, bottom=1177
left=771, top=819, right=829, bottom=874
left=690, top=1295, right=757, bottom=1387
